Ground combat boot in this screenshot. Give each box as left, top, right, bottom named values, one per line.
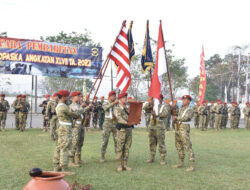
left=186, top=161, right=195, bottom=172
left=146, top=154, right=155, bottom=163
left=117, top=159, right=123, bottom=172
left=100, top=153, right=105, bottom=163
left=123, top=160, right=132, bottom=171
left=68, top=157, right=79, bottom=167
left=172, top=159, right=184, bottom=168
left=160, top=154, right=166, bottom=165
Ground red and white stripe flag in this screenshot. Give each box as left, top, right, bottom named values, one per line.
left=109, top=21, right=131, bottom=93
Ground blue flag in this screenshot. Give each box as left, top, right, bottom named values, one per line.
left=141, top=21, right=153, bottom=73
left=127, top=21, right=135, bottom=62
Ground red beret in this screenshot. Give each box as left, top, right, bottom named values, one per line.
left=52, top=92, right=59, bottom=97
left=216, top=99, right=220, bottom=103
left=246, top=102, right=249, bottom=105
left=58, top=90, right=70, bottom=97
left=210, top=101, right=215, bottom=103
left=45, top=94, right=50, bottom=98
left=118, top=92, right=127, bottom=99
left=22, top=95, right=26, bottom=98
left=224, top=102, right=227, bottom=105
left=0, top=94, right=5, bottom=97
left=108, top=91, right=116, bottom=97
left=17, top=95, right=22, bottom=98
left=71, top=91, right=81, bottom=97
left=202, top=100, right=206, bottom=104
left=182, top=95, right=192, bottom=101
left=128, top=97, right=132, bottom=100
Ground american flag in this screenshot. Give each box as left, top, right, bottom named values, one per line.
left=109, top=21, right=131, bottom=93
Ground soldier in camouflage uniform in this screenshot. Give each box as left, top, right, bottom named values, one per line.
left=214, top=100, right=223, bottom=131
left=221, top=102, right=228, bottom=129
left=98, top=96, right=105, bottom=130
left=198, top=101, right=208, bottom=131
left=53, top=90, right=81, bottom=172
left=83, top=95, right=91, bottom=130
left=16, top=95, right=30, bottom=132
left=114, top=92, right=135, bottom=172
left=229, top=102, right=241, bottom=130
left=39, top=94, right=50, bottom=132
left=204, top=101, right=210, bottom=129
left=164, top=99, right=171, bottom=131
left=0, top=94, right=10, bottom=131
left=100, top=91, right=119, bottom=163
left=143, top=97, right=153, bottom=129
left=171, top=100, right=179, bottom=129
left=243, top=102, right=250, bottom=130
left=145, top=94, right=168, bottom=165
left=172, top=95, right=195, bottom=172
left=69, top=91, right=92, bottom=167
left=92, top=97, right=99, bottom=128
left=12, top=95, right=22, bottom=130
left=46, top=93, right=59, bottom=141
left=209, top=101, right=215, bottom=128
left=193, top=101, right=200, bottom=128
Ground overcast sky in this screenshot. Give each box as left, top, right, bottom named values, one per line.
left=1, top=0, right=250, bottom=96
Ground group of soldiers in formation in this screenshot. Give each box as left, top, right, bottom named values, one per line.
left=0, top=91, right=250, bottom=174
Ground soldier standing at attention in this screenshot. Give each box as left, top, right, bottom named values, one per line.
left=146, top=94, right=168, bottom=165
left=193, top=101, right=200, bottom=128
left=39, top=94, right=50, bottom=132
left=100, top=91, right=119, bottom=163
left=221, top=102, right=228, bottom=129
left=198, top=101, right=208, bottom=131
left=243, top=102, right=250, bottom=130
left=114, top=92, right=135, bottom=172
left=204, top=101, right=210, bottom=129
left=92, top=96, right=99, bottom=129
left=98, top=96, right=105, bottom=130
left=214, top=100, right=223, bottom=131
left=46, top=93, right=59, bottom=141
left=209, top=101, right=215, bottom=128
left=229, top=102, right=241, bottom=130
left=12, top=95, right=22, bottom=130
left=0, top=94, right=10, bottom=132
left=143, top=97, right=153, bottom=129
left=172, top=95, right=195, bottom=172
left=69, top=91, right=93, bottom=166
left=171, top=100, right=179, bottom=129
left=16, top=95, right=30, bottom=132
left=164, top=99, right=171, bottom=131
left=53, top=90, right=80, bottom=172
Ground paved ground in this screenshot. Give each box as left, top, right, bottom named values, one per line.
left=4, top=113, right=245, bottom=129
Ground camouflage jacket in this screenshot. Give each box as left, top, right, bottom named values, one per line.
left=222, top=106, right=228, bottom=115
left=198, top=105, right=208, bottom=115
left=193, top=104, right=199, bottom=113
left=171, top=105, right=179, bottom=116
left=143, top=102, right=153, bottom=114
left=0, top=100, right=10, bottom=112
left=56, top=102, right=80, bottom=124
left=12, top=99, right=21, bottom=112
left=214, top=104, right=223, bottom=114
left=46, top=100, right=58, bottom=119
left=243, top=106, right=250, bottom=117
left=16, top=100, right=30, bottom=113
left=209, top=105, right=215, bottom=113
left=229, top=106, right=241, bottom=117
left=103, top=101, right=117, bottom=122
left=177, top=105, right=194, bottom=126
left=69, top=102, right=91, bottom=122
left=114, top=104, right=129, bottom=125
left=150, top=103, right=169, bottom=129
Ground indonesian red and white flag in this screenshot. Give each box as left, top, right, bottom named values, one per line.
left=148, top=22, right=167, bottom=100
left=109, top=21, right=131, bottom=93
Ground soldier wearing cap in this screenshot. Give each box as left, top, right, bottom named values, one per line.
left=228, top=102, right=241, bottom=130
left=69, top=91, right=93, bottom=166
left=46, top=92, right=59, bottom=141
left=209, top=101, right=215, bottom=128
left=198, top=100, right=208, bottom=131
left=16, top=95, right=30, bottom=132
left=39, top=94, right=50, bottom=132
left=172, top=95, right=195, bottom=172
left=243, top=102, right=250, bottom=130
left=100, top=90, right=119, bottom=163
left=114, top=92, right=135, bottom=172
left=193, top=101, right=200, bottom=128
left=98, top=96, right=105, bottom=130
left=143, top=97, right=153, bottom=129
left=12, top=95, right=22, bottom=130
left=171, top=100, right=179, bottom=129
left=221, top=102, right=228, bottom=129
left=0, top=94, right=10, bottom=131
left=146, top=94, right=168, bottom=165
left=204, top=101, right=210, bottom=129
left=53, top=90, right=81, bottom=172
left=82, top=95, right=91, bottom=130
left=214, top=99, right=223, bottom=131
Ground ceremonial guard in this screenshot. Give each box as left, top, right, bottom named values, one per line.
left=143, top=97, right=153, bottom=129
left=171, top=100, right=179, bottom=129
left=12, top=95, right=22, bottom=130
left=209, top=101, right=215, bottom=128
left=193, top=101, right=200, bottom=128
left=0, top=94, right=10, bottom=131
left=39, top=94, right=50, bottom=132
left=16, top=95, right=30, bottom=132
left=172, top=95, right=195, bottom=172
left=146, top=94, right=168, bottom=165
left=221, top=102, right=228, bottom=129
left=164, top=99, right=171, bottom=131
left=214, top=100, right=223, bottom=131
left=204, top=101, right=210, bottom=129
left=198, top=101, right=208, bottom=131
left=46, top=93, right=59, bottom=141
left=229, top=102, right=241, bottom=130
left=243, top=102, right=250, bottom=130
left=98, top=96, right=105, bottom=130
left=100, top=91, right=119, bottom=163
left=92, top=96, right=99, bottom=128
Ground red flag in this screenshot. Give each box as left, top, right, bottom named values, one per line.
left=198, top=46, right=206, bottom=104
left=148, top=22, right=167, bottom=100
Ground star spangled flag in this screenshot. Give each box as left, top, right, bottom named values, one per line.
left=141, top=20, right=153, bottom=73
left=109, top=21, right=131, bottom=93
left=127, top=21, right=135, bottom=62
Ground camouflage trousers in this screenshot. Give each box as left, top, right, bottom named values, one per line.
left=175, top=124, right=195, bottom=161
left=209, top=113, right=215, bottom=128
left=199, top=115, right=207, bottom=131
left=221, top=115, right=228, bottom=128
left=230, top=116, right=240, bottom=129
left=92, top=112, right=98, bottom=128
left=116, top=128, right=132, bottom=162
left=0, top=111, right=7, bottom=130
left=19, top=112, right=28, bottom=131
left=50, top=115, right=58, bottom=141
left=98, top=111, right=105, bottom=130
left=244, top=116, right=250, bottom=129
left=43, top=115, right=49, bottom=131
left=15, top=112, right=20, bottom=130
left=101, top=121, right=117, bottom=154
left=145, top=113, right=151, bottom=128
left=71, top=122, right=85, bottom=163
left=214, top=114, right=222, bottom=130
left=205, top=113, right=210, bottom=128
left=53, top=125, right=72, bottom=167
left=163, top=117, right=171, bottom=131
left=148, top=128, right=166, bottom=156
left=194, top=113, right=199, bottom=128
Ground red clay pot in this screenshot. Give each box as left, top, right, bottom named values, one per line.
left=24, top=171, right=71, bottom=190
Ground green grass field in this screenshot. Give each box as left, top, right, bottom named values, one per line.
left=0, top=128, right=250, bottom=190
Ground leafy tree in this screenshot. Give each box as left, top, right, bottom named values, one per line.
left=0, top=32, right=7, bottom=37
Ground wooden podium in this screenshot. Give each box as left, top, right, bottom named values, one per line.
left=127, top=102, right=143, bottom=125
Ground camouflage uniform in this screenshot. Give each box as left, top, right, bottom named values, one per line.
left=143, top=102, right=153, bottom=129
left=46, top=100, right=58, bottom=141
left=214, top=103, right=223, bottom=130
left=164, top=104, right=171, bottom=131
left=205, top=105, right=210, bottom=129
left=16, top=100, right=30, bottom=131
left=171, top=105, right=179, bottom=129
left=39, top=100, right=49, bottom=131
left=98, top=100, right=105, bottom=130
left=243, top=106, right=250, bottom=130
left=193, top=104, right=199, bottom=128
left=229, top=106, right=241, bottom=129
left=92, top=101, right=99, bottom=128
left=221, top=105, right=228, bottom=128
left=12, top=99, right=21, bottom=130
left=198, top=105, right=208, bottom=131
left=209, top=104, right=215, bottom=128
left=147, top=103, right=168, bottom=165
left=53, top=102, right=80, bottom=171
left=100, top=101, right=117, bottom=161
left=0, top=99, right=10, bottom=131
